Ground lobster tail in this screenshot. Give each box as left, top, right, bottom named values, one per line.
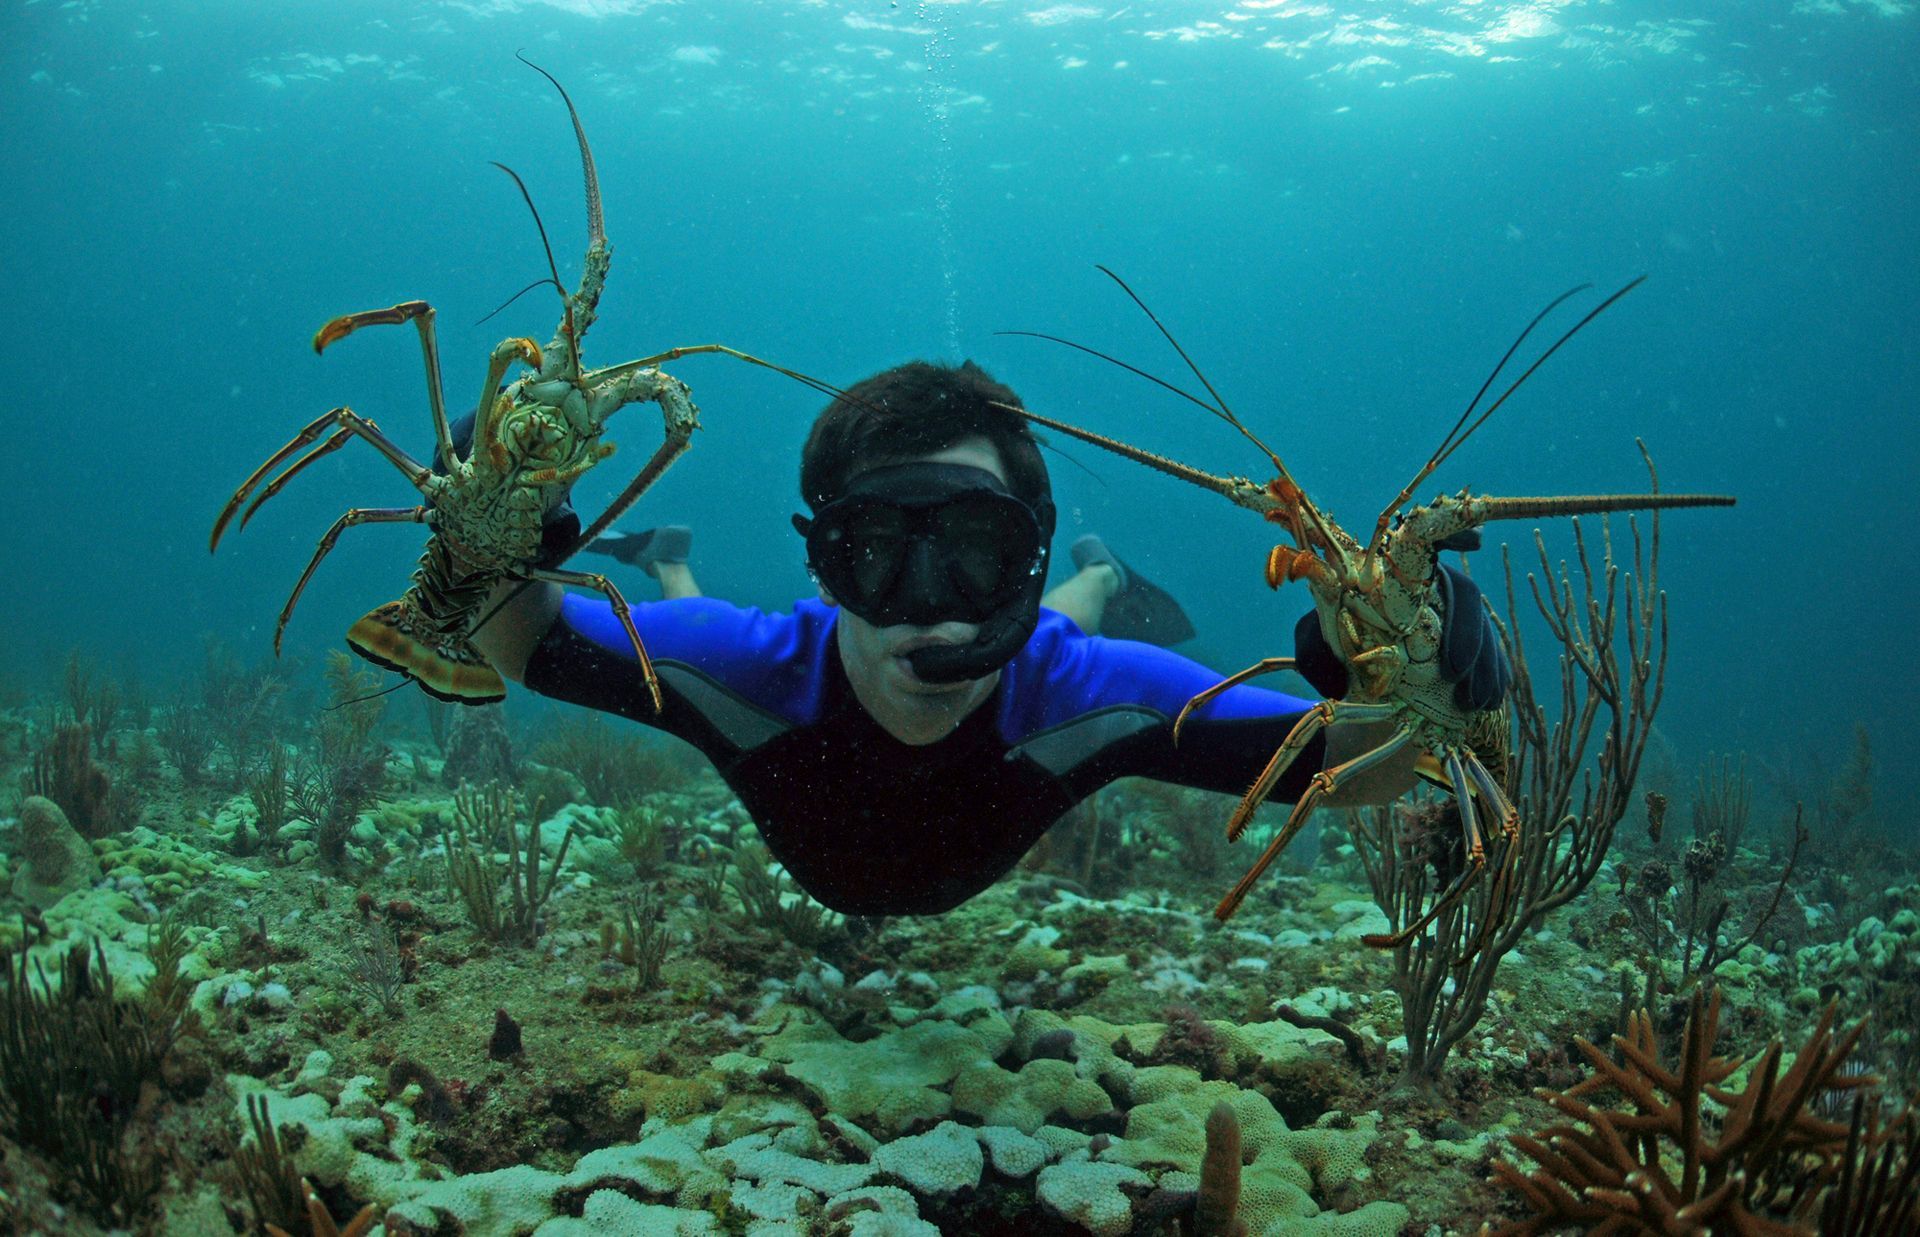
left=348, top=601, right=506, bottom=705
left=1475, top=492, right=1735, bottom=522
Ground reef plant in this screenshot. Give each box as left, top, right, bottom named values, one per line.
left=442, top=782, right=572, bottom=944
left=1352, top=509, right=1668, bottom=1086
left=291, top=651, right=389, bottom=868
left=0, top=926, right=192, bottom=1224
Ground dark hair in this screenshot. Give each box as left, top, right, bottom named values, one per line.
left=800, top=360, right=1052, bottom=519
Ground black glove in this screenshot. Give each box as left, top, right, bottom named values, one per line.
left=433, top=409, right=580, bottom=569
left=1292, top=561, right=1512, bottom=713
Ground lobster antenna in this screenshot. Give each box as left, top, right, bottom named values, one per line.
left=517, top=51, right=604, bottom=247
left=1427, top=283, right=1590, bottom=469
left=1032, top=433, right=1109, bottom=488
left=331, top=679, right=411, bottom=709
left=1091, top=265, right=1340, bottom=552
left=1363, top=276, right=1647, bottom=560
left=1429, top=275, right=1647, bottom=475
left=994, top=330, right=1225, bottom=420
left=476, top=277, right=561, bottom=327
left=1092, top=265, right=1290, bottom=478
left=491, top=161, right=566, bottom=308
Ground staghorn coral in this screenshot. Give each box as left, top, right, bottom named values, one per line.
left=1820, top=1091, right=1920, bottom=1235
left=1488, top=988, right=1873, bottom=1234
left=265, top=1178, right=376, bottom=1237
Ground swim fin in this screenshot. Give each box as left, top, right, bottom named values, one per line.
left=585, top=525, right=692, bottom=575
left=1071, top=534, right=1196, bottom=647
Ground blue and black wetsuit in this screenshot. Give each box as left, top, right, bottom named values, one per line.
left=526, top=597, right=1322, bottom=916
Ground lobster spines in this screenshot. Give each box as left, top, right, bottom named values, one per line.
left=1472, top=492, right=1737, bottom=523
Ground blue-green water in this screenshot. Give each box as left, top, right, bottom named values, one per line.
left=2, top=0, right=1913, bottom=814
left=3, top=6, right=1919, bottom=1232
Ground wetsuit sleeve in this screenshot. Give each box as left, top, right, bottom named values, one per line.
left=521, top=594, right=827, bottom=747
left=1001, top=614, right=1327, bottom=801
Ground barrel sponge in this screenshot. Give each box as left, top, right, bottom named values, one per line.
left=871, top=1121, right=984, bottom=1196
left=1034, top=1160, right=1151, bottom=1237
left=950, top=1058, right=1114, bottom=1133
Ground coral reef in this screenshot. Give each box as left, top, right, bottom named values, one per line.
left=1, top=630, right=1915, bottom=1235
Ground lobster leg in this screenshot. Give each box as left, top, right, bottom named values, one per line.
left=1171, top=657, right=1296, bottom=744
left=1215, top=720, right=1417, bottom=921
left=580, top=344, right=846, bottom=403
left=1225, top=698, right=1398, bottom=841
left=211, top=407, right=434, bottom=551
left=473, top=337, right=545, bottom=471
left=561, top=374, right=701, bottom=561
left=1463, top=750, right=1520, bottom=847
left=273, top=507, right=429, bottom=653
left=312, top=299, right=456, bottom=473
left=1462, top=747, right=1524, bottom=925
left=529, top=566, right=662, bottom=713
left=1360, top=746, right=1502, bottom=950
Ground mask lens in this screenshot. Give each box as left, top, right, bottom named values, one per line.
left=819, top=502, right=912, bottom=608
left=802, top=462, right=1047, bottom=627
left=935, top=496, right=1029, bottom=603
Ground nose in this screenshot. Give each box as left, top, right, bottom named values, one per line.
left=890, top=537, right=958, bottom=627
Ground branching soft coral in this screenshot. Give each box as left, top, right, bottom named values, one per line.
left=1488, top=988, right=1872, bottom=1234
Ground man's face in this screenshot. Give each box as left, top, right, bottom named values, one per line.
left=823, top=436, right=1008, bottom=737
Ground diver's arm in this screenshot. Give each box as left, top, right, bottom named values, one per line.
left=468, top=579, right=562, bottom=684
left=1037, top=619, right=1415, bottom=804
left=1118, top=697, right=1418, bottom=806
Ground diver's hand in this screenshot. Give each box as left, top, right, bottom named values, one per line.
left=1291, top=562, right=1512, bottom=713
left=435, top=409, right=580, bottom=569
left=1432, top=561, right=1512, bottom=713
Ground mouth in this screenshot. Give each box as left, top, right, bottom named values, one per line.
left=890, top=635, right=958, bottom=658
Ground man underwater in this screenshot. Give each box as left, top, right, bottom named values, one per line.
left=466, top=361, right=1511, bottom=917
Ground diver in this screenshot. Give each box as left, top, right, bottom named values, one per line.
left=461, top=361, right=1511, bottom=917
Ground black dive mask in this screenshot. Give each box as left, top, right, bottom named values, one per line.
left=793, top=462, right=1053, bottom=683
